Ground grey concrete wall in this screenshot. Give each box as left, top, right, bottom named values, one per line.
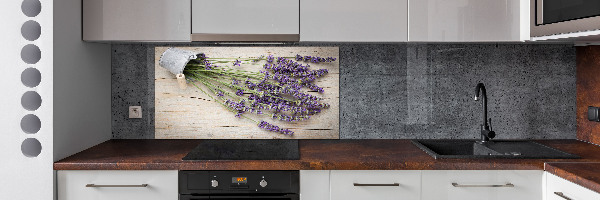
left=112, top=43, right=576, bottom=139
left=112, top=44, right=155, bottom=139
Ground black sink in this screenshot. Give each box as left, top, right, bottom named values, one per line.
left=412, top=140, right=579, bottom=159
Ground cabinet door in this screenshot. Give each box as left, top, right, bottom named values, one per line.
left=300, top=0, right=408, bottom=42
left=409, top=0, right=529, bottom=41
left=300, top=170, right=330, bottom=200
left=57, top=170, right=178, bottom=200
left=330, top=170, right=420, bottom=200
left=422, top=170, right=542, bottom=200
left=546, top=172, right=600, bottom=200
left=83, top=0, right=191, bottom=41
left=192, top=0, right=299, bottom=36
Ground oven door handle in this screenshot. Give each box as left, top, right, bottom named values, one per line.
left=180, top=195, right=298, bottom=200
left=210, top=196, right=296, bottom=199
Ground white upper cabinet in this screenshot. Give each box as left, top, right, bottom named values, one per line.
left=409, top=0, right=530, bottom=42
left=191, top=0, right=300, bottom=41
left=300, top=0, right=408, bottom=42
left=83, top=0, right=191, bottom=41
left=81, top=0, right=531, bottom=42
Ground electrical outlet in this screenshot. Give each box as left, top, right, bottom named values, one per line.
left=129, top=106, right=142, bottom=119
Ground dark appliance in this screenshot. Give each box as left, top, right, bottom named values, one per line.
left=535, top=0, right=600, bottom=25
left=182, top=140, right=299, bottom=160
left=532, top=0, right=600, bottom=37
left=179, top=171, right=299, bottom=200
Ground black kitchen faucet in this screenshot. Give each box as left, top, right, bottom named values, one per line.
left=474, top=83, right=495, bottom=143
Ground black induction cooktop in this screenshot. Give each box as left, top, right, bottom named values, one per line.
left=182, top=140, right=300, bottom=160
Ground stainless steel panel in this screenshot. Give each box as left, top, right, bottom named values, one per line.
left=536, top=0, right=543, bottom=25
left=83, top=0, right=191, bottom=41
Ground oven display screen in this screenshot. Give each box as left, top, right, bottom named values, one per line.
left=232, top=177, right=247, bottom=184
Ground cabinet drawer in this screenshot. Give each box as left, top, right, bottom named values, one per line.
left=546, top=172, right=600, bottom=200
left=330, top=170, right=421, bottom=200
left=422, top=170, right=542, bottom=200
left=57, top=170, right=178, bottom=200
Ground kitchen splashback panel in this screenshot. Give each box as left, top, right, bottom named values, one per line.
left=112, top=43, right=576, bottom=140
left=154, top=47, right=340, bottom=139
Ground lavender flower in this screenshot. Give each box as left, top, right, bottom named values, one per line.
left=258, top=121, right=293, bottom=135
left=272, top=113, right=310, bottom=122
left=304, top=82, right=325, bottom=93
left=303, top=56, right=311, bottom=62
left=183, top=52, right=336, bottom=136
left=235, top=89, right=244, bottom=96
left=292, top=54, right=336, bottom=63
left=266, top=55, right=275, bottom=63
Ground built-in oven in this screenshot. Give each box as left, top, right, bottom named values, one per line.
left=531, top=0, right=600, bottom=38
left=179, top=171, right=299, bottom=200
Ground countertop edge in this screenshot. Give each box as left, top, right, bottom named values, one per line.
left=545, top=162, right=600, bottom=194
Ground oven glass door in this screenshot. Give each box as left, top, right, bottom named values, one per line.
left=538, top=0, right=600, bottom=25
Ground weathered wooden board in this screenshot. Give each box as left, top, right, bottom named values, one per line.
left=155, top=47, right=339, bottom=139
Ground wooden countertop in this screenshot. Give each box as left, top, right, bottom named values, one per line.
left=54, top=139, right=600, bottom=171
left=54, top=139, right=600, bottom=194
left=545, top=162, right=600, bottom=194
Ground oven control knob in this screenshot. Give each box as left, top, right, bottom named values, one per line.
left=259, top=179, right=267, bottom=187
left=211, top=180, right=219, bottom=188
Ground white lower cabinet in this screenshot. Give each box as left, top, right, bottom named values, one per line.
left=300, top=170, right=330, bottom=200
left=545, top=172, right=600, bottom=200
left=330, top=170, right=421, bottom=200
left=57, top=170, right=178, bottom=200
left=422, top=170, right=543, bottom=200
left=57, top=169, right=600, bottom=200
